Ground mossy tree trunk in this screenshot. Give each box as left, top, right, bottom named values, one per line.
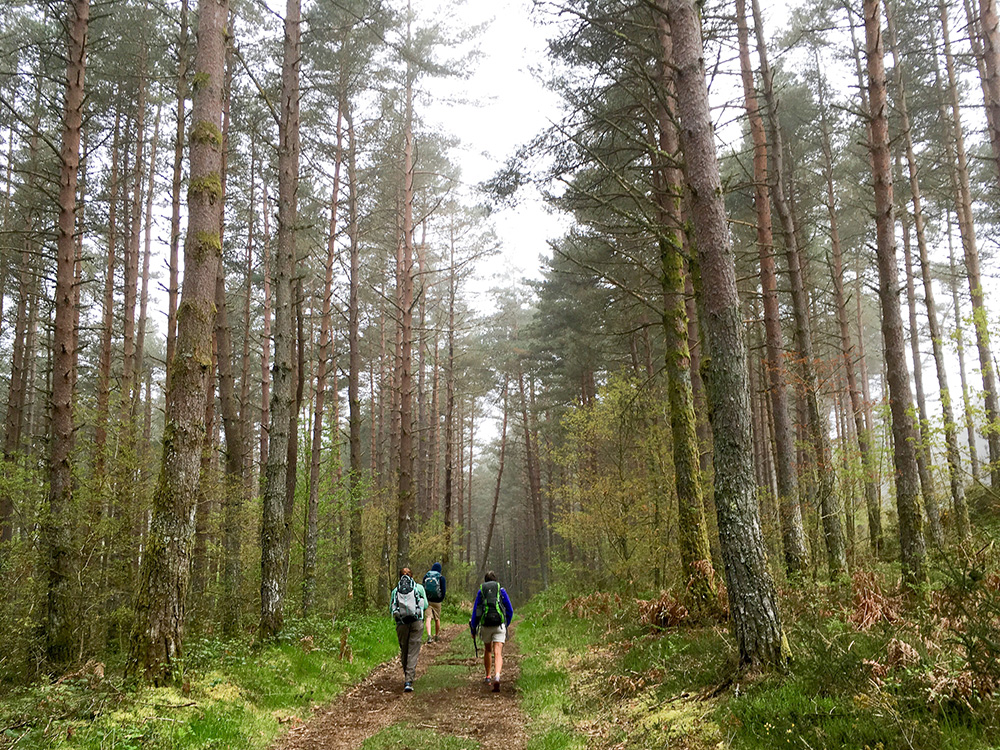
left=128, top=0, right=229, bottom=682
left=652, top=12, right=715, bottom=610
left=660, top=0, right=788, bottom=668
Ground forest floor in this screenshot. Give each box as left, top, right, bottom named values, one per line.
left=271, top=623, right=528, bottom=750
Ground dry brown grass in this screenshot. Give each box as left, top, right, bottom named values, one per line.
left=848, top=569, right=901, bottom=630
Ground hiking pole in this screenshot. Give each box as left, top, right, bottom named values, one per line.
left=472, top=629, right=478, bottom=661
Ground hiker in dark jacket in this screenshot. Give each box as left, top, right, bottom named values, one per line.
left=423, top=562, right=446, bottom=643
left=390, top=567, right=427, bottom=693
left=470, top=571, right=513, bottom=692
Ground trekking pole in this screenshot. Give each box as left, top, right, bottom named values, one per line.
left=472, top=629, right=478, bottom=661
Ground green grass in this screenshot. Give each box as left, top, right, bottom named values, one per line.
left=360, top=723, right=479, bottom=750
left=515, top=587, right=597, bottom=750
left=0, top=613, right=399, bottom=750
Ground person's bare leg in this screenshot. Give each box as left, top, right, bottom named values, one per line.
left=483, top=644, right=492, bottom=680
left=493, top=642, right=504, bottom=682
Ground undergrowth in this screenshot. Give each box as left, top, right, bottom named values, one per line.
left=516, top=527, right=1000, bottom=749
left=0, top=613, right=398, bottom=749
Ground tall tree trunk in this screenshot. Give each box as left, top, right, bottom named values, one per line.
left=260, top=184, right=272, bottom=471
left=128, top=0, right=229, bottom=681
left=752, top=0, right=845, bottom=577
left=816, top=64, right=883, bottom=558
left=975, top=0, right=1000, bottom=180
left=885, top=0, right=968, bottom=539
left=864, top=0, right=927, bottom=591
left=304, top=109, right=344, bottom=616
left=136, top=103, right=161, bottom=418
left=654, top=11, right=715, bottom=608
left=396, top=37, right=416, bottom=569
left=346, top=106, right=366, bottom=610
left=519, top=370, right=547, bottom=587
left=443, top=222, right=456, bottom=562
left=948, top=220, right=980, bottom=484
left=216, top=256, right=244, bottom=633
left=938, top=0, right=1000, bottom=486
left=94, top=106, right=121, bottom=487
left=166, top=0, right=189, bottom=401
left=901, top=215, right=943, bottom=544
left=46, top=0, right=89, bottom=666
left=260, top=0, right=301, bottom=640
left=736, top=0, right=810, bottom=576
left=478, top=378, right=509, bottom=580
left=123, top=66, right=147, bottom=412
left=661, top=0, right=787, bottom=667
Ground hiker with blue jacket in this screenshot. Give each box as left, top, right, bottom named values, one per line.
left=390, top=567, right=428, bottom=693
left=470, top=571, right=514, bottom=692
left=423, top=562, right=446, bottom=643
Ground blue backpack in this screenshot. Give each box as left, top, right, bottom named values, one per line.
left=423, top=570, right=444, bottom=602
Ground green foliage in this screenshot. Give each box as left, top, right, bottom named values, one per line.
left=0, top=613, right=396, bottom=749
left=551, top=375, right=677, bottom=594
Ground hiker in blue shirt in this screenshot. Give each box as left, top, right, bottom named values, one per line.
left=390, top=567, right=428, bottom=693
left=470, top=571, right=514, bottom=692
left=423, top=562, right=446, bottom=643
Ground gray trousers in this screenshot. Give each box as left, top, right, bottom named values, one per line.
left=396, top=619, right=423, bottom=682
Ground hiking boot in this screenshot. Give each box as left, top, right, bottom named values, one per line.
left=491, top=679, right=500, bottom=693
left=404, top=682, right=413, bottom=693
left=483, top=676, right=492, bottom=684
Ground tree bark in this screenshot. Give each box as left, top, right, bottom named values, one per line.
left=396, top=38, right=416, bottom=569
left=260, top=0, right=301, bottom=641
left=816, top=64, right=883, bottom=559
left=885, top=0, right=965, bottom=540
left=737, top=0, right=810, bottom=576
left=166, top=0, right=189, bottom=403
left=128, top=0, right=229, bottom=681
left=864, top=0, right=927, bottom=591
left=751, top=0, right=846, bottom=577
left=948, top=221, right=980, bottom=485
left=901, top=215, right=943, bottom=544
left=938, top=0, right=1000, bottom=487
left=304, top=109, right=344, bottom=616
left=46, top=0, right=89, bottom=667
left=653, top=11, right=715, bottom=609
left=346, top=105, right=367, bottom=610
left=661, top=0, right=787, bottom=667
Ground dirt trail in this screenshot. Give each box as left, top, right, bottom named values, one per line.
left=273, top=623, right=528, bottom=750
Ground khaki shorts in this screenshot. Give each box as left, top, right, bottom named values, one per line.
left=479, top=622, right=506, bottom=644
left=427, top=601, right=442, bottom=622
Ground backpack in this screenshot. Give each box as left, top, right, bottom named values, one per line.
left=423, top=570, right=444, bottom=602
left=478, top=581, right=504, bottom=627
left=393, top=575, right=421, bottom=624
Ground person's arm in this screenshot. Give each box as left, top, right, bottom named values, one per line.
left=469, top=590, right=482, bottom=632
left=389, top=587, right=397, bottom=619
left=501, top=589, right=513, bottom=626
left=440, top=575, right=446, bottom=599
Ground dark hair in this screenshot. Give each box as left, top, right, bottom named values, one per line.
left=484, top=571, right=497, bottom=582
left=400, top=567, right=412, bottom=577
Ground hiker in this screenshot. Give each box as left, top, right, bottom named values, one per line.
left=423, top=562, right=446, bottom=643
left=470, top=571, right=514, bottom=692
left=390, top=567, right=428, bottom=693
